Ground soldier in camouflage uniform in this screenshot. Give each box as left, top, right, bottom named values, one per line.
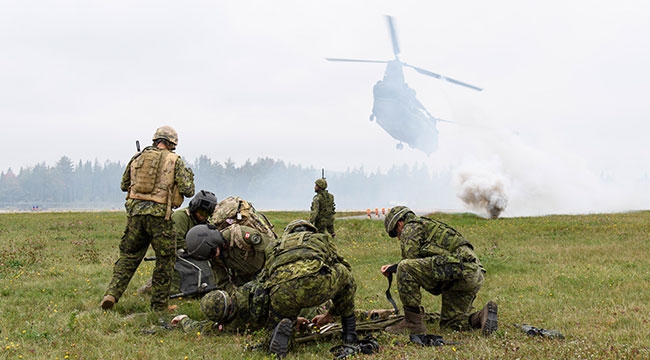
left=262, top=219, right=356, bottom=357
left=211, top=223, right=271, bottom=293
left=183, top=223, right=271, bottom=294
left=101, top=126, right=195, bottom=312
left=310, top=178, right=336, bottom=237
left=172, top=190, right=218, bottom=250
left=137, top=190, right=218, bottom=295
left=380, top=206, right=498, bottom=336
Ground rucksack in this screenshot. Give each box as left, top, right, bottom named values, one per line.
left=172, top=254, right=216, bottom=298
left=210, top=196, right=278, bottom=239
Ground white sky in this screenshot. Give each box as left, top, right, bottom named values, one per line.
left=2, top=0, right=649, bottom=216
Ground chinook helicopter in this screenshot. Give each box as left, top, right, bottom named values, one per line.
left=326, top=15, right=482, bottom=155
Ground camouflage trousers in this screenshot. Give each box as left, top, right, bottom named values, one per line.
left=267, top=262, right=356, bottom=328
left=104, top=214, right=175, bottom=311
left=315, top=221, right=335, bottom=237
left=396, top=255, right=484, bottom=331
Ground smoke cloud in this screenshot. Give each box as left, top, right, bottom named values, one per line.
left=456, top=166, right=509, bottom=219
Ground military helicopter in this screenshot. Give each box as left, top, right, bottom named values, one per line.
left=326, top=15, right=482, bottom=155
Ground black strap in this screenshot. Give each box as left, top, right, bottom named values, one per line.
left=385, top=264, right=399, bottom=315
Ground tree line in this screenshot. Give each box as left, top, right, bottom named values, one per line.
left=0, top=155, right=457, bottom=211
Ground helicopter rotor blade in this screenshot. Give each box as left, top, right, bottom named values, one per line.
left=325, top=57, right=389, bottom=64
left=405, top=64, right=483, bottom=91
left=386, top=15, right=400, bottom=57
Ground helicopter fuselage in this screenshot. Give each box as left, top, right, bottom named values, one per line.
left=372, top=79, right=438, bottom=155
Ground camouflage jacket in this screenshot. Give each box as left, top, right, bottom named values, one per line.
left=120, top=146, right=195, bottom=217
left=400, top=214, right=478, bottom=263
left=260, top=231, right=350, bottom=288
left=310, top=190, right=335, bottom=230
left=211, top=224, right=271, bottom=293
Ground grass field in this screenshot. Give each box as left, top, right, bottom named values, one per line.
left=1, top=210, right=649, bottom=359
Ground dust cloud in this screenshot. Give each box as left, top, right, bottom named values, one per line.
left=456, top=168, right=508, bottom=219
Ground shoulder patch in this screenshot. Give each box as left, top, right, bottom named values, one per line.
left=250, top=233, right=262, bottom=245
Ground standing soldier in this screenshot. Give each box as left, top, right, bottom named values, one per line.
left=310, top=178, right=336, bottom=237
left=101, top=125, right=195, bottom=312
left=380, top=206, right=498, bottom=336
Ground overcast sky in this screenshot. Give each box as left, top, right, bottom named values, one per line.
left=2, top=1, right=649, bottom=216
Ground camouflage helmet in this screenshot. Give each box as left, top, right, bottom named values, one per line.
left=384, top=206, right=414, bottom=238
left=189, top=190, right=218, bottom=216
left=152, top=125, right=178, bottom=145
left=315, top=178, right=328, bottom=190
left=185, top=224, right=225, bottom=260
left=200, top=290, right=237, bottom=323
left=283, top=219, right=318, bottom=236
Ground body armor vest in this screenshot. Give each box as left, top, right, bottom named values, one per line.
left=128, top=148, right=181, bottom=206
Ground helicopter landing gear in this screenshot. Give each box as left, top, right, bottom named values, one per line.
left=369, top=114, right=375, bottom=121
left=396, top=142, right=404, bottom=150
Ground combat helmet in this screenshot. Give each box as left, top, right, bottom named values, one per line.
left=315, top=178, right=328, bottom=190
left=189, top=190, right=218, bottom=217
left=152, top=125, right=178, bottom=145
left=283, top=219, right=318, bottom=236
left=384, top=206, right=414, bottom=238
left=185, top=224, right=225, bottom=260
left=200, top=290, right=237, bottom=323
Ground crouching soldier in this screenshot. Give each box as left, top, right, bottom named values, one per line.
left=177, top=222, right=271, bottom=296
left=380, top=206, right=498, bottom=336
left=261, top=219, right=357, bottom=357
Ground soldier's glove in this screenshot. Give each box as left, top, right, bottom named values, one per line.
left=330, top=335, right=379, bottom=359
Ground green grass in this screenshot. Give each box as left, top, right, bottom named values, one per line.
left=1, top=210, right=650, bottom=359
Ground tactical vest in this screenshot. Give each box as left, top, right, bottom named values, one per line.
left=128, top=148, right=182, bottom=207
left=313, top=191, right=335, bottom=226
left=264, top=232, right=336, bottom=276
left=407, top=217, right=472, bottom=256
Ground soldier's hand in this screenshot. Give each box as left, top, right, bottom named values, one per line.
left=380, top=264, right=394, bottom=277
left=171, top=314, right=188, bottom=326
left=311, top=312, right=334, bottom=327
left=295, top=317, right=309, bottom=331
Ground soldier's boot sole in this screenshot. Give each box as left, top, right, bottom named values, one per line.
left=101, top=295, right=116, bottom=310
left=482, top=301, right=498, bottom=336
left=269, top=318, right=293, bottom=358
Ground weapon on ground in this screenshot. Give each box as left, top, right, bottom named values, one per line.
left=144, top=256, right=156, bottom=261
left=169, top=284, right=217, bottom=299
left=514, top=323, right=565, bottom=339
left=384, top=263, right=399, bottom=314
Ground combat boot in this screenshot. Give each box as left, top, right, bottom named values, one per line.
left=100, top=295, right=116, bottom=310
left=269, top=318, right=293, bottom=358
left=385, top=306, right=426, bottom=334
left=341, top=314, right=358, bottom=344
left=469, top=300, right=498, bottom=336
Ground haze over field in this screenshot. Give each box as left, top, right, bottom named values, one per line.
left=2, top=1, right=649, bottom=217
